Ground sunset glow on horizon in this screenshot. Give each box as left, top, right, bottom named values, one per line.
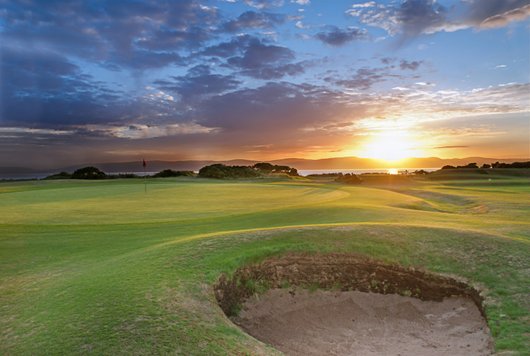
left=355, top=131, right=424, bottom=162
left=0, top=1, right=529, bottom=169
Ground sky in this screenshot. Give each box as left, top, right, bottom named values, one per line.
left=0, top=0, right=529, bottom=168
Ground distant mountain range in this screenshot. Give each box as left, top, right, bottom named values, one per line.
left=1, top=156, right=529, bottom=178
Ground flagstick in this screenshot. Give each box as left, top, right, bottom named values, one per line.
left=143, top=159, right=147, bottom=194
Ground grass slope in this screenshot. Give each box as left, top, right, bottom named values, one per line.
left=1, top=176, right=529, bottom=354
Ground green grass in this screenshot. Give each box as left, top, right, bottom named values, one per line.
left=1, top=175, right=529, bottom=354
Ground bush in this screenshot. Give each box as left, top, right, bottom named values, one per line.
left=43, top=171, right=71, bottom=180
left=457, top=163, right=478, bottom=169
left=153, top=169, right=194, bottom=178
left=198, top=164, right=260, bottom=179
left=253, top=162, right=299, bottom=176
left=71, top=167, right=106, bottom=180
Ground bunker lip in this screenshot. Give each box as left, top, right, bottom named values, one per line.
left=214, top=253, right=487, bottom=318
left=214, top=253, right=493, bottom=355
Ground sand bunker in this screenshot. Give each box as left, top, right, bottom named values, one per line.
left=236, top=289, right=492, bottom=355
left=215, top=253, right=493, bottom=356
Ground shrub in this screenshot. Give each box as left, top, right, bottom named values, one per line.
left=253, top=162, right=299, bottom=176
left=198, top=164, right=260, bottom=179
left=43, top=171, right=71, bottom=180
left=71, top=167, right=106, bottom=179
left=153, top=169, right=194, bottom=178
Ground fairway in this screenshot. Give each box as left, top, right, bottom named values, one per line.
left=1, top=177, right=529, bottom=355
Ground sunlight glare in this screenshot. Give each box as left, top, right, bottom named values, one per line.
left=358, top=132, right=421, bottom=162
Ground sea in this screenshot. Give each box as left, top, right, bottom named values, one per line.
left=0, top=168, right=440, bottom=180
left=298, top=168, right=439, bottom=176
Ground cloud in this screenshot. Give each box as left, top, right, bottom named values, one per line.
left=464, top=0, right=530, bottom=28
left=223, top=37, right=306, bottom=79
left=292, top=0, right=310, bottom=5
left=244, top=0, right=284, bottom=9
left=201, top=35, right=253, bottom=57
left=347, top=0, right=446, bottom=37
left=154, top=65, right=241, bottom=98
left=295, top=20, right=307, bottom=29
left=326, top=61, right=421, bottom=90
left=109, top=122, right=217, bottom=139
left=399, top=60, right=423, bottom=70
left=2, top=78, right=528, bottom=168
left=0, top=46, right=128, bottom=127
left=347, top=0, right=530, bottom=39
left=315, top=26, right=368, bottom=46
left=0, top=0, right=218, bottom=70
left=330, top=68, right=389, bottom=90
left=479, top=4, right=530, bottom=28
left=221, top=11, right=286, bottom=32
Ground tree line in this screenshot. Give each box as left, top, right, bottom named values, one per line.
left=442, top=161, right=530, bottom=170
left=44, top=162, right=299, bottom=180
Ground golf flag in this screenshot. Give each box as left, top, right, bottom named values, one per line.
left=142, top=159, right=146, bottom=168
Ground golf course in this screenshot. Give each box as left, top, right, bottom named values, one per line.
left=0, top=172, right=529, bottom=355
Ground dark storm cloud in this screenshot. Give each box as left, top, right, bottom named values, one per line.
left=0, top=47, right=188, bottom=130
left=221, top=11, right=286, bottom=32
left=227, top=39, right=294, bottom=67
left=192, top=82, right=349, bottom=131
left=397, top=0, right=447, bottom=37
left=315, top=26, right=368, bottom=46
left=154, top=65, right=241, bottom=98
left=0, top=0, right=218, bottom=69
left=0, top=46, right=126, bottom=127
left=201, top=35, right=253, bottom=57
left=222, top=37, right=306, bottom=79
left=200, top=35, right=305, bottom=79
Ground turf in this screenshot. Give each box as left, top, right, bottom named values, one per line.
left=0, top=175, right=529, bottom=354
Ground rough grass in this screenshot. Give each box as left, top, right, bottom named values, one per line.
left=0, top=175, right=529, bottom=354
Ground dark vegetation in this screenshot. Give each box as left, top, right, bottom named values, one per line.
left=198, top=164, right=261, bottom=179
left=71, top=166, right=107, bottom=179
left=44, top=167, right=193, bottom=180
left=442, top=161, right=530, bottom=169
left=43, top=171, right=71, bottom=180
left=24, top=160, right=530, bottom=182
left=252, top=162, right=298, bottom=176
left=152, top=169, right=195, bottom=178
left=42, top=163, right=299, bottom=181
left=198, top=163, right=298, bottom=179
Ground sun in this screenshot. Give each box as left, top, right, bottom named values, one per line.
left=357, top=132, right=421, bottom=162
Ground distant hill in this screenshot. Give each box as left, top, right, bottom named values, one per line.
left=1, top=157, right=528, bottom=178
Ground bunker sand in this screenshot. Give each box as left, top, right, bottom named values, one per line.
left=236, top=289, right=493, bottom=356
